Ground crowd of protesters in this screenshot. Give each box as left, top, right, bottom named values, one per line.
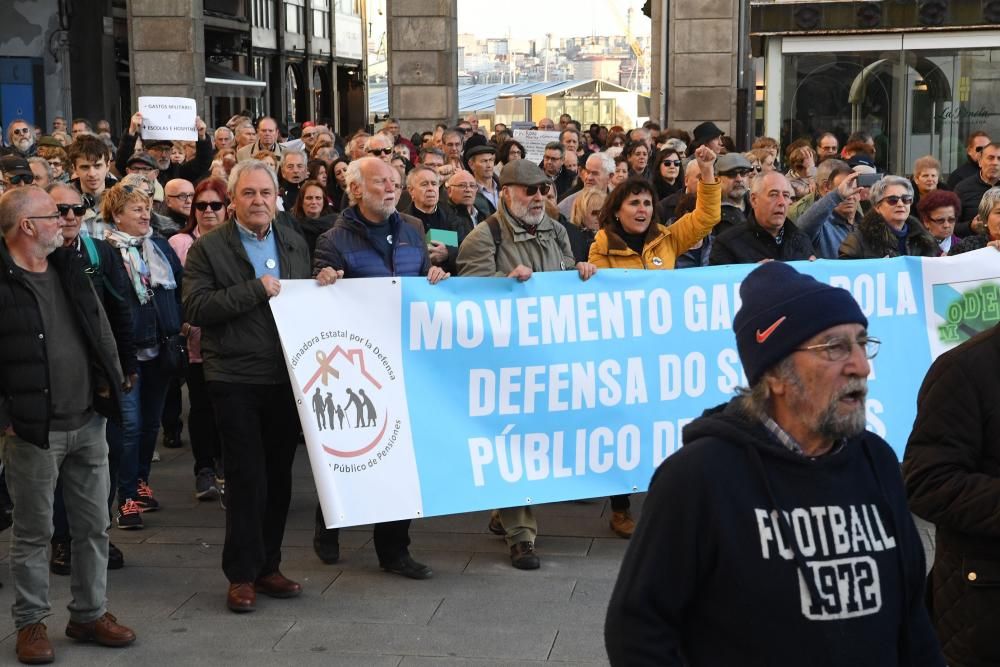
left=1, top=105, right=999, bottom=665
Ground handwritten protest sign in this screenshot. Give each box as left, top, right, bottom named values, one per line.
left=137, top=96, right=197, bottom=142
left=513, top=129, right=561, bottom=162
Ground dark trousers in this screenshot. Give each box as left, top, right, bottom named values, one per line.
left=161, top=377, right=183, bottom=438
left=314, top=503, right=411, bottom=565
left=210, top=381, right=298, bottom=583
left=610, top=494, right=631, bottom=512
left=187, top=364, right=221, bottom=475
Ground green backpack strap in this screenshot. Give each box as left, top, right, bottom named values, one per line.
left=81, top=233, right=100, bottom=270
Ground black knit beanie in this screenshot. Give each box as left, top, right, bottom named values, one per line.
left=733, top=262, right=867, bottom=386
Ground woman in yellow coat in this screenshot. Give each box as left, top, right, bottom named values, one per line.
left=587, top=145, right=718, bottom=539
left=588, top=145, right=720, bottom=269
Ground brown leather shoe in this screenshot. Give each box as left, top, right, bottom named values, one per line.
left=609, top=510, right=636, bottom=539
left=227, top=582, right=257, bottom=612
left=65, top=612, right=135, bottom=647
left=255, top=571, right=302, bottom=598
left=16, top=623, right=54, bottom=664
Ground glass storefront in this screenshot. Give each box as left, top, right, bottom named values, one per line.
left=765, top=32, right=1000, bottom=179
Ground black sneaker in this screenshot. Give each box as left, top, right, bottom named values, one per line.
left=116, top=499, right=143, bottom=530
left=108, top=542, right=124, bottom=570
left=195, top=468, right=219, bottom=501
left=162, top=426, right=184, bottom=449
left=381, top=554, right=433, bottom=580
left=50, top=540, right=71, bottom=576
left=135, top=480, right=160, bottom=512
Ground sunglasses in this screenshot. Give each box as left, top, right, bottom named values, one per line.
left=882, top=195, right=913, bottom=206
left=56, top=203, right=88, bottom=217
left=661, top=159, right=682, bottom=167
left=7, top=173, right=34, bottom=185
left=976, top=146, right=986, bottom=153
left=722, top=169, right=753, bottom=178
left=11, top=128, right=31, bottom=136
left=194, top=201, right=226, bottom=212
left=522, top=183, right=551, bottom=196
left=368, top=148, right=393, bottom=156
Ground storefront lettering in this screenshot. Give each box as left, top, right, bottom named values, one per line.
left=934, top=105, right=992, bottom=123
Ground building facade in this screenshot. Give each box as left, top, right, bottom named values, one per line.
left=0, top=0, right=367, bottom=137
left=751, top=0, right=1000, bottom=177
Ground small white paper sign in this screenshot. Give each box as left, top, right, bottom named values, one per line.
left=513, top=129, right=561, bottom=163
left=137, top=96, right=197, bottom=141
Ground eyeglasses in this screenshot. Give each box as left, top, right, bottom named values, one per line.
left=460, top=127, right=473, bottom=134
left=927, top=216, right=956, bottom=225
left=194, top=201, right=226, bottom=212
left=56, top=203, right=88, bottom=217
left=167, top=192, right=195, bottom=201
left=25, top=212, right=61, bottom=222
left=522, top=183, right=551, bottom=196
left=448, top=182, right=477, bottom=189
left=881, top=195, right=913, bottom=206
left=6, top=173, right=34, bottom=186
left=47, top=160, right=62, bottom=168
left=11, top=127, right=31, bottom=136
left=368, top=148, right=393, bottom=156
left=795, top=336, right=881, bottom=362
left=661, top=159, right=682, bottom=167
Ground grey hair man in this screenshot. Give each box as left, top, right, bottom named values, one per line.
left=795, top=159, right=862, bottom=259
left=183, top=159, right=338, bottom=613
left=559, top=151, right=615, bottom=218
left=0, top=186, right=136, bottom=663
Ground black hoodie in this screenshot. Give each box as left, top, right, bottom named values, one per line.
left=605, top=399, right=943, bottom=667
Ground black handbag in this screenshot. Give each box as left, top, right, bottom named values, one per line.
left=151, top=291, right=188, bottom=378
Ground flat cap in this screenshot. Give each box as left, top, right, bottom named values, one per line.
left=499, top=159, right=550, bottom=187
left=716, top=152, right=753, bottom=174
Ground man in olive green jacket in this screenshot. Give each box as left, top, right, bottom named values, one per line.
left=456, top=159, right=597, bottom=571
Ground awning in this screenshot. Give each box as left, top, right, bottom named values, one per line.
left=204, top=62, right=267, bottom=98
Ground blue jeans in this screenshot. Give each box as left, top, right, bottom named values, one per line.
left=106, top=358, right=170, bottom=502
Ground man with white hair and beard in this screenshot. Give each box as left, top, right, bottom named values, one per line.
left=605, top=261, right=943, bottom=667
left=310, top=156, right=444, bottom=579
left=5, top=119, right=38, bottom=158
left=457, top=159, right=597, bottom=570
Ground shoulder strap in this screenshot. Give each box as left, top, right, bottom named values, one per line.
left=81, top=234, right=100, bottom=270
left=486, top=215, right=502, bottom=263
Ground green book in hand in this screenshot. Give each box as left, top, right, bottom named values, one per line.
left=427, top=228, right=459, bottom=247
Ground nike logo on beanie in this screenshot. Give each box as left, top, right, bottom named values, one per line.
left=756, top=316, right=787, bottom=344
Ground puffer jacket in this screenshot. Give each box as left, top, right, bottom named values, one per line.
left=589, top=180, right=720, bottom=270
left=0, top=242, right=122, bottom=447
left=839, top=210, right=937, bottom=259
left=312, top=206, right=429, bottom=278
left=904, top=325, right=1000, bottom=667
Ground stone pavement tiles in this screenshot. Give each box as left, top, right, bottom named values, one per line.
left=0, top=443, right=643, bottom=665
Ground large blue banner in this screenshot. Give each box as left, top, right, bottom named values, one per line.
left=271, top=250, right=1000, bottom=527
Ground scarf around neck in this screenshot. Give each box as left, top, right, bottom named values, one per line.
left=104, top=228, right=176, bottom=304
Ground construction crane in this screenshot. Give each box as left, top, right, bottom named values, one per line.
left=603, top=0, right=646, bottom=90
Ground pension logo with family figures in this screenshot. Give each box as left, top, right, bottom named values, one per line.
left=301, top=345, right=392, bottom=459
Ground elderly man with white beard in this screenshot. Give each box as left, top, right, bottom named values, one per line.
left=456, top=159, right=597, bottom=570
left=605, top=261, right=943, bottom=667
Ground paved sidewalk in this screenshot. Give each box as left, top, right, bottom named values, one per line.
left=0, top=443, right=641, bottom=665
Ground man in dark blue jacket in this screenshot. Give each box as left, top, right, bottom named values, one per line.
left=0, top=186, right=136, bottom=663
left=606, top=262, right=943, bottom=666
left=311, top=156, right=447, bottom=579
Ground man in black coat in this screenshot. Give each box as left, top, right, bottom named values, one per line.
left=954, top=141, right=1000, bottom=236
left=945, top=130, right=991, bottom=190
left=0, top=186, right=136, bottom=663
left=710, top=171, right=815, bottom=265
left=182, top=160, right=339, bottom=614
left=904, top=320, right=1000, bottom=667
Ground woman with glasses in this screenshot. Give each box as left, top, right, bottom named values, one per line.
left=623, top=141, right=651, bottom=179
left=101, top=180, right=184, bottom=530
left=587, top=146, right=720, bottom=538
left=916, top=189, right=961, bottom=256
left=168, top=178, right=228, bottom=503
left=839, top=175, right=937, bottom=259
left=496, top=139, right=526, bottom=178
left=652, top=148, right=683, bottom=201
